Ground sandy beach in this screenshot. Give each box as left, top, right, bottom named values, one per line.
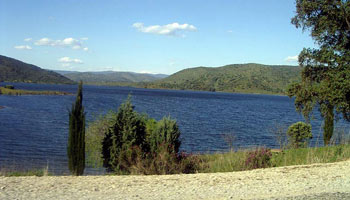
left=1, top=160, right=350, bottom=200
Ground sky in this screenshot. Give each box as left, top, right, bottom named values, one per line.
left=0, top=0, right=315, bottom=75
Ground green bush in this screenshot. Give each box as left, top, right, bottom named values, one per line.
left=85, top=111, right=117, bottom=168
left=101, top=96, right=146, bottom=172
left=97, top=96, right=190, bottom=174
left=147, top=116, right=181, bottom=155
left=287, top=122, right=312, bottom=148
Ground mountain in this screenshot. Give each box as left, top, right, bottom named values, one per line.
left=62, top=71, right=168, bottom=83
left=0, top=55, right=75, bottom=84
left=143, top=63, right=301, bottom=95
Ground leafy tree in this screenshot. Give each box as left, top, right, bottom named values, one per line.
left=287, top=122, right=312, bottom=148
left=288, top=0, right=350, bottom=145
left=67, top=81, right=85, bottom=176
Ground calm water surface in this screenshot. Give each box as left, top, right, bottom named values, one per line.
left=0, top=82, right=349, bottom=174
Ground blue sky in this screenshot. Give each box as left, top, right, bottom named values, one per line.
left=0, top=0, right=315, bottom=74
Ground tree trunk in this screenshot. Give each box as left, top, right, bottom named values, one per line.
left=323, top=105, right=334, bottom=146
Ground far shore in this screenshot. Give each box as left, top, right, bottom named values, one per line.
left=0, top=87, right=72, bottom=96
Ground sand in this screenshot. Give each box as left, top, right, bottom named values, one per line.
left=1, top=160, right=350, bottom=200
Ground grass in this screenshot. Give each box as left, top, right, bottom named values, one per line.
left=196, top=145, right=350, bottom=173
left=0, top=87, right=72, bottom=96
left=0, top=165, right=50, bottom=177
left=2, top=145, right=350, bottom=176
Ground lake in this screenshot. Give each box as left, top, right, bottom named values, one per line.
left=0, top=82, right=349, bottom=174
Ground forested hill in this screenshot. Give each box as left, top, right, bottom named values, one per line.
left=143, top=63, right=301, bottom=94
left=0, top=55, right=75, bottom=84
left=62, top=71, right=168, bottom=84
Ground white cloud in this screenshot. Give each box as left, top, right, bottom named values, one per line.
left=14, top=45, right=32, bottom=50
left=80, top=37, right=88, bottom=40
left=58, top=57, right=83, bottom=64
left=132, top=22, right=197, bottom=36
left=83, top=47, right=88, bottom=51
left=34, top=38, right=53, bottom=46
left=285, top=55, right=298, bottom=62
left=24, top=38, right=32, bottom=42
left=34, top=37, right=86, bottom=50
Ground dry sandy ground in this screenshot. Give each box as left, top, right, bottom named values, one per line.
left=1, top=160, right=350, bottom=200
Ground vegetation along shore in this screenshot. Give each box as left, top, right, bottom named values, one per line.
left=0, top=85, right=72, bottom=96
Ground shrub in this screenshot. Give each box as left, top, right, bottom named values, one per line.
left=101, top=96, right=146, bottom=172
left=124, top=145, right=200, bottom=175
left=67, top=81, right=85, bottom=176
left=147, top=116, right=181, bottom=155
left=287, top=122, right=312, bottom=148
left=85, top=111, right=117, bottom=168
left=245, top=148, right=272, bottom=170
left=99, top=96, right=188, bottom=174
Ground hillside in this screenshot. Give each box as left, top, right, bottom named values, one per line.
left=143, top=63, right=301, bottom=94
left=62, top=71, right=168, bottom=84
left=0, top=55, right=75, bottom=84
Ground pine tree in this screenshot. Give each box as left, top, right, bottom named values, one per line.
left=67, top=81, right=85, bottom=175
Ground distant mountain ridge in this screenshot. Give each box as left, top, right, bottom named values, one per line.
left=0, top=55, right=75, bottom=84
left=61, top=71, right=168, bottom=83
left=143, top=63, right=301, bottom=95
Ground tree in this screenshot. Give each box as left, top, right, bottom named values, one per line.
left=288, top=0, right=350, bottom=145
left=67, top=81, right=85, bottom=176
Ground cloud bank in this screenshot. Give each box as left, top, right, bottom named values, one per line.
left=133, top=22, right=197, bottom=36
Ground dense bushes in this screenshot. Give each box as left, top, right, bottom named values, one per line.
left=86, top=96, right=197, bottom=174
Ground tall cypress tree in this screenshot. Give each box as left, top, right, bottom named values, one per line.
left=68, top=81, right=85, bottom=175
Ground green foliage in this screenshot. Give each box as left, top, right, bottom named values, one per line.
left=67, top=81, right=86, bottom=176
left=146, top=117, right=181, bottom=155
left=0, top=55, right=75, bottom=84
left=101, top=96, right=146, bottom=172
left=85, top=111, right=117, bottom=168
left=288, top=0, right=350, bottom=145
left=91, top=96, right=193, bottom=174
left=287, top=122, right=312, bottom=148
left=197, top=144, right=350, bottom=173
left=244, top=148, right=272, bottom=170
left=0, top=87, right=71, bottom=96
left=143, top=63, right=301, bottom=95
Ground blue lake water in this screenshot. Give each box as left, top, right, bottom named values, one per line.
left=0, top=82, right=349, bottom=174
